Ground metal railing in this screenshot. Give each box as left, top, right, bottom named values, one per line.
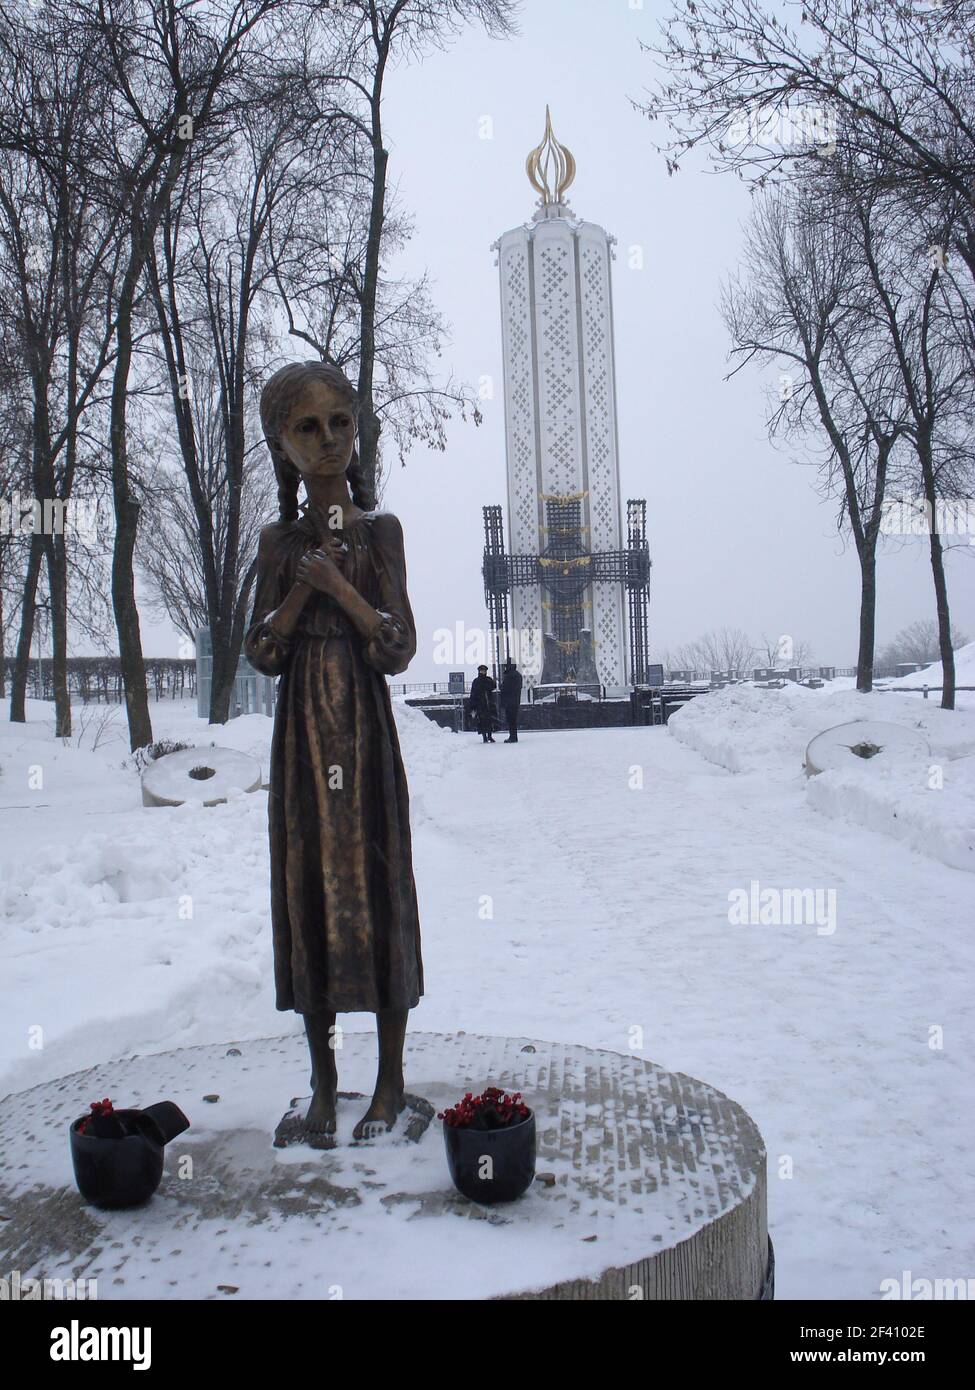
left=876, top=685, right=974, bottom=699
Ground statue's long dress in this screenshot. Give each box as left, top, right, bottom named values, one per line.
left=244, top=508, right=423, bottom=1014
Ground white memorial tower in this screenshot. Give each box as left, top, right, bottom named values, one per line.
left=486, top=108, right=646, bottom=690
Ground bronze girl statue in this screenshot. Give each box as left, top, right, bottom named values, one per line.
left=245, top=361, right=423, bottom=1144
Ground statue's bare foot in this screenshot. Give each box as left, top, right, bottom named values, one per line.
left=353, top=1087, right=405, bottom=1141
left=304, top=1082, right=337, bottom=1145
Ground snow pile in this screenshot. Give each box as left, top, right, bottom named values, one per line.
left=807, top=755, right=975, bottom=874
left=389, top=696, right=463, bottom=828
left=886, top=638, right=975, bottom=690
left=668, top=683, right=975, bottom=871
left=668, top=682, right=975, bottom=776
left=0, top=783, right=276, bottom=1094
left=668, top=682, right=818, bottom=775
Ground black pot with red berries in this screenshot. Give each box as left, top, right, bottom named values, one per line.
left=439, top=1087, right=536, bottom=1205
left=69, top=1098, right=190, bottom=1210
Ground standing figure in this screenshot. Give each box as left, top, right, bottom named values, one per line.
left=245, top=361, right=423, bottom=1144
left=467, top=664, right=497, bottom=743
left=500, top=658, right=523, bottom=743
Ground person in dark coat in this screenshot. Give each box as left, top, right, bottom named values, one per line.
left=500, top=658, right=523, bottom=742
left=467, top=664, right=497, bottom=742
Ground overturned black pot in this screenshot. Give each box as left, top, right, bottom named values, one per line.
left=69, top=1102, right=190, bottom=1210
left=444, top=1109, right=536, bottom=1205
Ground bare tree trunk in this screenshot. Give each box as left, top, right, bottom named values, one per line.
left=920, top=468, right=955, bottom=709
left=110, top=290, right=152, bottom=751
left=9, top=531, right=43, bottom=722
left=927, top=529, right=955, bottom=709
left=210, top=581, right=256, bottom=723
left=912, top=398, right=956, bottom=706
left=43, top=533, right=72, bottom=736
left=356, top=126, right=388, bottom=498
left=209, top=620, right=237, bottom=725
left=0, top=551, right=5, bottom=699
left=856, top=555, right=877, bottom=693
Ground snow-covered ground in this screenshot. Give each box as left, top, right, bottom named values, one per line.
left=886, top=640, right=975, bottom=696
left=669, top=646, right=975, bottom=874
left=1, top=676, right=973, bottom=1299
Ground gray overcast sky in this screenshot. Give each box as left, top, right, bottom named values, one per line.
left=144, top=0, right=973, bottom=676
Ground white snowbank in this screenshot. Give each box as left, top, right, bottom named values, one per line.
left=807, top=756, right=975, bottom=874
left=669, top=682, right=974, bottom=775
left=668, top=682, right=975, bottom=872
left=886, top=638, right=975, bottom=690
left=0, top=695, right=463, bottom=1096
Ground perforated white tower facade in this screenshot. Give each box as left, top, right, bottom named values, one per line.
left=492, top=116, right=628, bottom=687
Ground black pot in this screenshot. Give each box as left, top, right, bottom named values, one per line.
left=444, top=1110, right=536, bottom=1205
left=69, top=1102, right=190, bottom=1210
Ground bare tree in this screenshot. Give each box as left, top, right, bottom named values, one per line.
left=136, top=361, right=274, bottom=682
left=59, top=0, right=298, bottom=750
left=0, top=6, right=126, bottom=734
left=848, top=180, right=975, bottom=708
left=313, top=0, right=519, bottom=497
left=642, top=2, right=975, bottom=706
left=139, top=52, right=348, bottom=723
left=640, top=0, right=975, bottom=278
left=877, top=620, right=969, bottom=671
left=722, top=183, right=912, bottom=691
left=271, top=193, right=484, bottom=500
left=665, top=627, right=757, bottom=674
left=0, top=354, right=32, bottom=700
left=759, top=632, right=814, bottom=669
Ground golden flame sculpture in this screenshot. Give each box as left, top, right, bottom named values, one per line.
left=526, top=106, right=576, bottom=204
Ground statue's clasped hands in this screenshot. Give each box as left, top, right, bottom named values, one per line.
left=296, top=536, right=346, bottom=595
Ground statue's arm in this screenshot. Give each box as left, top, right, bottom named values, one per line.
left=244, top=527, right=313, bottom=677
left=359, top=514, right=417, bottom=677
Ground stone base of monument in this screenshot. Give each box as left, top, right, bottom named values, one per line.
left=0, top=1032, right=770, bottom=1300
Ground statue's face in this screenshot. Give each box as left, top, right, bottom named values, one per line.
left=278, top=380, right=356, bottom=480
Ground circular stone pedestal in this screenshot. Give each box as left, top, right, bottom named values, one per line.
left=804, top=719, right=929, bottom=776
left=0, top=1033, right=769, bottom=1301
left=141, top=746, right=262, bottom=808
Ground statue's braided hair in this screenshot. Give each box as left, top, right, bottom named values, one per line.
left=259, top=361, right=376, bottom=521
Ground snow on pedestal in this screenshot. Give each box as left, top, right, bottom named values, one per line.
left=804, top=720, right=930, bottom=776
left=0, top=1032, right=769, bottom=1300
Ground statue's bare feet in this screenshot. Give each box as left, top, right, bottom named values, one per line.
left=353, top=1087, right=405, bottom=1141
left=304, top=1082, right=337, bottom=1147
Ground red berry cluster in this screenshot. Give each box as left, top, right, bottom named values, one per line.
left=438, top=1086, right=530, bottom=1130
left=77, top=1098, right=114, bottom=1135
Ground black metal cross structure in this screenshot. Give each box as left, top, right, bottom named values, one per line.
left=481, top=497, right=651, bottom=684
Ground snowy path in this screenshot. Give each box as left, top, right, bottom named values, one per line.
left=411, top=728, right=975, bottom=1301
left=1, top=708, right=972, bottom=1299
